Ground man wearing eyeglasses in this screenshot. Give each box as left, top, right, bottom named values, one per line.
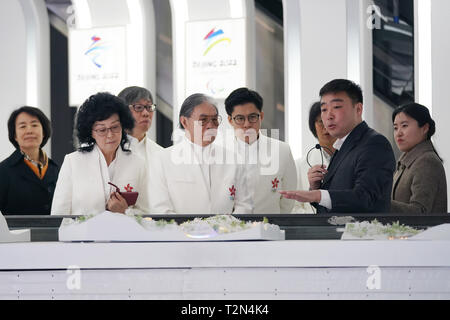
left=225, top=87, right=297, bottom=214
left=148, top=93, right=253, bottom=214
left=118, top=86, right=163, bottom=161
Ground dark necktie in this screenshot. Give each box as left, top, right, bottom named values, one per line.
left=328, top=149, right=339, bottom=169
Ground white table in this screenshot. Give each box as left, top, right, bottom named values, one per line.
left=1, top=240, right=450, bottom=299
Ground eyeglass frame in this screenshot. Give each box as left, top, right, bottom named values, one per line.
left=232, top=113, right=261, bottom=125
left=92, top=124, right=122, bottom=137
left=306, top=144, right=335, bottom=168
left=129, top=104, right=157, bottom=113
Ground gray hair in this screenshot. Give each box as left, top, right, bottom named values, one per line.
left=117, top=86, right=154, bottom=105
left=179, top=93, right=218, bottom=129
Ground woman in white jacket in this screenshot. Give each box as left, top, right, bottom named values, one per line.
left=51, top=92, right=149, bottom=216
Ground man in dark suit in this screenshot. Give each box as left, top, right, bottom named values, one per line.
left=280, top=79, right=395, bottom=213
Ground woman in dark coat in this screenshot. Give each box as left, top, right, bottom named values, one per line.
left=391, top=103, right=447, bottom=213
left=0, top=106, right=59, bottom=215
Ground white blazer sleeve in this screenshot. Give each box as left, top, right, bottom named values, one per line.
left=232, top=164, right=254, bottom=214
left=51, top=154, right=72, bottom=215
left=148, top=153, right=176, bottom=214
left=280, top=146, right=297, bottom=213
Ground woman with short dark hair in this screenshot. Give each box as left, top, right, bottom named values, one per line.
left=51, top=92, right=150, bottom=215
left=392, top=103, right=447, bottom=213
left=0, top=106, right=59, bottom=215
left=292, top=102, right=336, bottom=213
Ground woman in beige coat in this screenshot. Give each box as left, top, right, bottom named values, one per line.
left=391, top=103, right=447, bottom=213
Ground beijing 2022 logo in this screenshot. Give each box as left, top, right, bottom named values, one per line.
left=85, top=35, right=108, bottom=68
left=203, top=28, right=231, bottom=56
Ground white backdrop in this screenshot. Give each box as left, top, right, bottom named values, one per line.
left=0, top=0, right=50, bottom=161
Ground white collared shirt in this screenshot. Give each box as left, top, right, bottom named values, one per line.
left=319, top=132, right=350, bottom=209
left=332, top=132, right=350, bottom=151
left=95, top=144, right=118, bottom=204
left=235, top=134, right=259, bottom=164
left=234, top=135, right=260, bottom=201
left=184, top=136, right=213, bottom=188
left=128, top=134, right=147, bottom=159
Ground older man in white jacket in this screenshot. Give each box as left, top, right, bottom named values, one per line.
left=149, top=93, right=253, bottom=214
left=224, top=88, right=297, bottom=214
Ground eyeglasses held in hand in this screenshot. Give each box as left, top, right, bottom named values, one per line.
left=306, top=144, right=335, bottom=168
left=233, top=113, right=260, bottom=125
left=92, top=124, right=122, bottom=136
left=194, top=115, right=222, bottom=126
left=130, top=104, right=156, bottom=112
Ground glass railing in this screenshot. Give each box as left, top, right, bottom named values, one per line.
left=4, top=213, right=450, bottom=241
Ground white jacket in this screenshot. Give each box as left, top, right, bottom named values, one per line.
left=229, top=134, right=297, bottom=213
left=128, top=134, right=164, bottom=162
left=128, top=135, right=164, bottom=212
left=51, top=146, right=150, bottom=215
left=149, top=138, right=253, bottom=214
left=292, top=146, right=331, bottom=213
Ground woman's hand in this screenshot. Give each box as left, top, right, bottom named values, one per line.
left=106, top=192, right=128, bottom=214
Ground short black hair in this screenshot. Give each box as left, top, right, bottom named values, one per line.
left=308, top=102, right=322, bottom=138
left=8, top=106, right=52, bottom=149
left=224, top=87, right=263, bottom=115
left=75, top=92, right=135, bottom=152
left=319, top=79, right=363, bottom=105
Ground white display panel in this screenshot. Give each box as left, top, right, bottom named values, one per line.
left=69, top=26, right=127, bottom=106
left=57, top=212, right=285, bottom=242
left=1, top=241, right=450, bottom=299
left=185, top=18, right=246, bottom=99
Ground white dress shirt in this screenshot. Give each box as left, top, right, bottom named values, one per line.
left=186, top=137, right=213, bottom=188
left=96, top=145, right=118, bottom=204
left=128, top=135, right=147, bottom=158
left=235, top=137, right=259, bottom=200
left=319, top=133, right=350, bottom=209
left=128, top=134, right=163, bottom=161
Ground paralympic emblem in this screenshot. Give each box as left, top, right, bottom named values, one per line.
left=84, top=35, right=108, bottom=68
left=203, top=27, right=231, bottom=56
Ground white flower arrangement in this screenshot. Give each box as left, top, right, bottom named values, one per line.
left=342, top=219, right=423, bottom=240
left=60, top=214, right=95, bottom=226
left=131, top=214, right=269, bottom=235
left=181, top=215, right=255, bottom=235
left=58, top=212, right=284, bottom=242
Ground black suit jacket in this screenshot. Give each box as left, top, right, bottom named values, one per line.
left=0, top=149, right=60, bottom=215
left=314, top=121, right=395, bottom=214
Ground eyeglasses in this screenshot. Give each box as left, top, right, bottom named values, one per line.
left=130, top=104, right=156, bottom=112
left=192, top=115, right=222, bottom=127
left=306, top=144, right=335, bottom=168
left=92, top=124, right=122, bottom=136
left=232, top=113, right=260, bottom=125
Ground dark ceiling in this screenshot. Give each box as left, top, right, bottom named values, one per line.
left=255, top=0, right=283, bottom=24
